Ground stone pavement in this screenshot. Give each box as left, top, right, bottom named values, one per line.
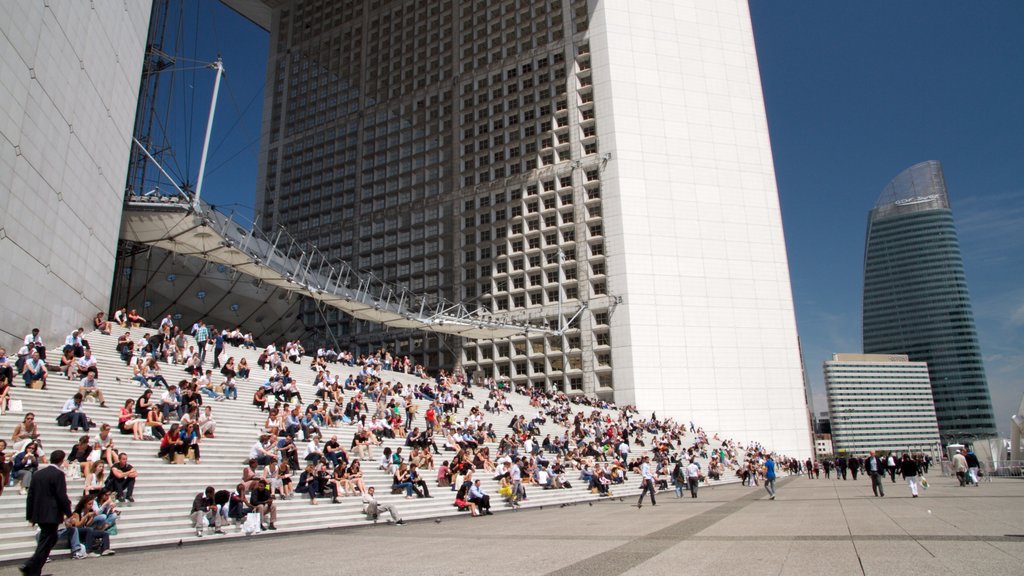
left=5, top=474, right=1023, bottom=575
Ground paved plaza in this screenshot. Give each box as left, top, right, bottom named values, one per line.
left=5, top=475, right=1024, bottom=576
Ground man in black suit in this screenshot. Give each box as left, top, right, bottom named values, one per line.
left=22, top=449, right=72, bottom=576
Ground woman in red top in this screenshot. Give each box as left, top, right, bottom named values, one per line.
left=118, top=399, right=146, bottom=440
left=157, top=423, right=185, bottom=461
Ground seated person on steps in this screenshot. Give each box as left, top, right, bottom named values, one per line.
left=75, top=349, right=98, bottom=379
left=78, top=368, right=106, bottom=407
left=21, top=350, right=47, bottom=389
left=58, top=393, right=90, bottom=432
left=190, top=486, right=225, bottom=537
left=107, top=452, right=137, bottom=503
left=361, top=486, right=404, bottom=525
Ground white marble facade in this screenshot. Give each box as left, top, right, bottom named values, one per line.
left=0, top=1, right=151, bottom=349
left=589, top=0, right=812, bottom=458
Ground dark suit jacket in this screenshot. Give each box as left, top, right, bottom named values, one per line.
left=26, top=465, right=72, bottom=524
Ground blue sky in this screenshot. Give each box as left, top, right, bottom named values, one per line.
left=165, top=1, right=1023, bottom=437
left=750, top=0, right=1024, bottom=435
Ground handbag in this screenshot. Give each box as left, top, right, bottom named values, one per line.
left=242, top=511, right=262, bottom=535
left=8, top=399, right=23, bottom=413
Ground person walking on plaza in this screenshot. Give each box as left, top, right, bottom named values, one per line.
left=671, top=460, right=687, bottom=498
left=899, top=453, right=920, bottom=498
left=865, top=450, right=885, bottom=497
left=835, top=456, right=847, bottom=480
left=965, top=451, right=981, bottom=486
left=887, top=454, right=897, bottom=482
left=848, top=456, right=860, bottom=481
left=21, top=449, right=72, bottom=576
left=636, top=456, right=657, bottom=508
left=763, top=455, right=777, bottom=500
left=952, top=450, right=968, bottom=487
left=686, top=459, right=701, bottom=498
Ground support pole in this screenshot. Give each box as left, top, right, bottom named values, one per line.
left=194, top=57, right=225, bottom=209
left=131, top=138, right=186, bottom=197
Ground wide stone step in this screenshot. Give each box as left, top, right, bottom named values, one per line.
left=0, top=325, right=729, bottom=564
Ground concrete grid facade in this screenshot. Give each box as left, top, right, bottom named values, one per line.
left=0, top=1, right=151, bottom=351
left=824, top=353, right=941, bottom=457
left=246, top=0, right=811, bottom=457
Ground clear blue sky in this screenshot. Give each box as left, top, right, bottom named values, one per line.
left=167, top=1, right=1024, bottom=437
left=750, top=0, right=1024, bottom=436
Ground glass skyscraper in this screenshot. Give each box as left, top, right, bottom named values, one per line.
left=863, top=160, right=997, bottom=443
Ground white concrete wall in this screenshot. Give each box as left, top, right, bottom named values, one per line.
left=0, top=0, right=151, bottom=350
left=589, top=0, right=812, bottom=457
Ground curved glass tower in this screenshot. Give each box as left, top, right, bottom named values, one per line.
left=863, top=161, right=997, bottom=443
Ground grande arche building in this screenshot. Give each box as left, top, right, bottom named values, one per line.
left=223, top=0, right=812, bottom=457
left=0, top=0, right=812, bottom=458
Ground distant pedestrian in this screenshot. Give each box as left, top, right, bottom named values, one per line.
left=965, top=451, right=980, bottom=486
left=686, top=459, right=700, bottom=498
left=865, top=450, right=885, bottom=497
left=21, top=449, right=72, bottom=576
left=636, top=456, right=656, bottom=508
left=848, top=456, right=860, bottom=481
left=899, top=453, right=920, bottom=498
left=672, top=461, right=687, bottom=498
left=764, top=455, right=777, bottom=500
left=952, top=450, right=968, bottom=487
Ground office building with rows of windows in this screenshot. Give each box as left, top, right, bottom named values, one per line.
left=863, top=161, right=997, bottom=444
left=824, top=354, right=941, bottom=457
left=229, top=0, right=812, bottom=456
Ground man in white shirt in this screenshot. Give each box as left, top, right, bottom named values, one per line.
left=304, top=436, right=324, bottom=465
left=198, top=406, right=217, bottom=438
left=78, top=369, right=106, bottom=407
left=76, top=350, right=98, bottom=379
left=15, top=343, right=31, bottom=373
left=24, top=328, right=45, bottom=360
left=685, top=460, right=701, bottom=498
left=535, top=465, right=551, bottom=489
left=636, top=455, right=657, bottom=508
left=250, top=434, right=278, bottom=466
left=64, top=329, right=85, bottom=358
left=361, top=486, right=404, bottom=524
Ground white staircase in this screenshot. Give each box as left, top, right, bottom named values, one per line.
left=0, top=326, right=731, bottom=563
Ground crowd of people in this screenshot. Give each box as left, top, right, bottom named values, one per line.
left=6, top=311, right=982, bottom=574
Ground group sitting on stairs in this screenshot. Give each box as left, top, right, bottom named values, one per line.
left=3, top=312, right=802, bottom=559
